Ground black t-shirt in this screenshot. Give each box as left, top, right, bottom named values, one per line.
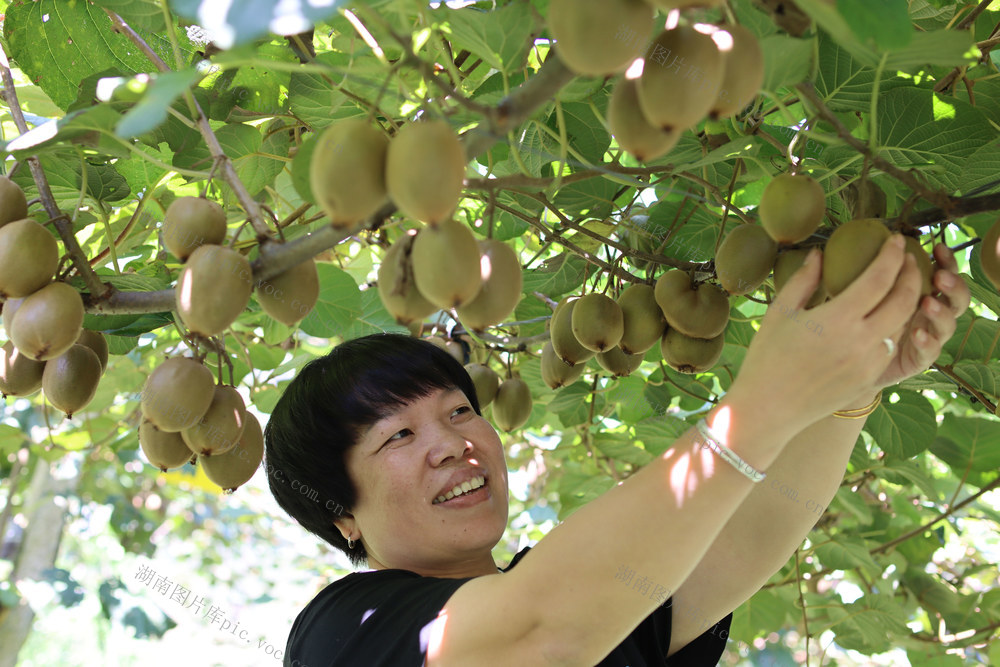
left=284, top=546, right=733, bottom=667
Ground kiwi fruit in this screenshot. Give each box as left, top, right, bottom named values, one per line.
left=773, top=249, right=827, bottom=308
left=597, top=346, right=644, bottom=377
left=0, top=176, right=28, bottom=229
left=0, top=219, right=59, bottom=298
left=617, top=284, right=665, bottom=355
left=571, top=293, right=624, bottom=353
left=550, top=298, right=596, bottom=366
left=709, top=24, right=764, bottom=119
left=8, top=282, right=85, bottom=361
left=980, top=217, right=1000, bottom=291
left=608, top=77, right=680, bottom=162
left=1, top=297, right=23, bottom=334
left=76, top=329, right=109, bottom=374
left=0, top=340, right=45, bottom=397
left=654, top=270, right=730, bottom=339
left=715, top=224, right=778, bottom=295
left=176, top=245, right=253, bottom=336
left=904, top=236, right=934, bottom=297
left=162, top=197, right=227, bottom=261
left=140, top=357, right=216, bottom=432
left=310, top=119, right=389, bottom=227
left=201, top=412, right=264, bottom=491
left=41, top=344, right=102, bottom=418
left=541, top=341, right=585, bottom=389
left=465, top=363, right=501, bottom=407
left=844, top=179, right=888, bottom=220
left=456, top=240, right=523, bottom=331
left=426, top=336, right=465, bottom=364
left=491, top=377, right=533, bottom=432
left=411, top=220, right=483, bottom=309
left=661, top=328, right=725, bottom=374
left=638, top=25, right=725, bottom=133
left=139, top=419, right=194, bottom=471
left=181, top=384, right=247, bottom=456
left=386, top=120, right=466, bottom=225
left=378, top=234, right=438, bottom=325
left=822, top=219, right=891, bottom=296
left=759, top=174, right=826, bottom=244
left=257, top=258, right=319, bottom=326
left=547, top=0, right=654, bottom=76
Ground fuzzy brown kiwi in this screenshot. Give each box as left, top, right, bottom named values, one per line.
left=200, top=412, right=264, bottom=491
left=541, top=341, right=585, bottom=389
left=547, top=0, right=654, bottom=76
left=411, top=220, right=483, bottom=310
left=660, top=328, right=725, bottom=374
left=140, top=357, right=216, bottom=432
left=617, top=284, right=666, bottom=355
left=596, top=346, right=644, bottom=377
left=0, top=176, right=28, bottom=229
left=41, top=344, right=102, bottom=418
left=465, top=363, right=501, bottom=408
left=176, top=245, right=253, bottom=336
left=162, top=197, right=227, bottom=261
left=456, top=240, right=523, bottom=331
left=571, top=293, right=624, bottom=353
left=0, top=340, right=45, bottom=397
left=709, top=24, right=764, bottom=119
left=181, top=385, right=247, bottom=456
left=491, top=377, right=533, bottom=432
left=759, top=174, right=826, bottom=244
left=386, top=120, right=466, bottom=225
left=0, top=219, right=59, bottom=298
left=310, top=119, right=389, bottom=228
left=256, top=258, right=320, bottom=326
left=654, top=270, right=730, bottom=339
left=378, top=234, right=438, bottom=325
left=139, top=419, right=194, bottom=471
left=76, top=329, right=109, bottom=374
left=822, top=219, right=891, bottom=296
left=608, top=77, right=680, bottom=162
left=550, top=298, right=596, bottom=366
left=714, top=224, right=778, bottom=296
left=8, top=282, right=84, bottom=361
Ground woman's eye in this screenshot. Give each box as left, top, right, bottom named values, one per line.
left=386, top=428, right=412, bottom=443
left=452, top=406, right=472, bottom=417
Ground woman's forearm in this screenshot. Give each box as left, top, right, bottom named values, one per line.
left=664, top=391, right=879, bottom=655
left=509, top=385, right=801, bottom=666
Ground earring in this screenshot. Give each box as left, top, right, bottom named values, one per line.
left=347, top=537, right=355, bottom=549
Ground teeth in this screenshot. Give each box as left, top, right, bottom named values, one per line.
left=434, top=476, right=485, bottom=504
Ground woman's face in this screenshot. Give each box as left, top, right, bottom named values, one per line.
left=338, top=385, right=510, bottom=578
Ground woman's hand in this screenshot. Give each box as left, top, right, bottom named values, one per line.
left=727, top=233, right=923, bottom=439
left=839, top=242, right=971, bottom=408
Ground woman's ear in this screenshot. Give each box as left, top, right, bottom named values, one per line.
left=334, top=513, right=356, bottom=539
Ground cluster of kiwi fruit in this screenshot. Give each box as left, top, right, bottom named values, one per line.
left=167, top=196, right=320, bottom=334
left=138, top=355, right=263, bottom=491
left=547, top=0, right=764, bottom=162
left=0, top=176, right=107, bottom=418
left=717, top=173, right=934, bottom=313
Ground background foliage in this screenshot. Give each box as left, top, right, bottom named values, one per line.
left=1, top=0, right=1000, bottom=665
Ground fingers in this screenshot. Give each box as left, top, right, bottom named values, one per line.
left=770, top=248, right=822, bottom=312
left=931, top=244, right=971, bottom=317
left=864, top=252, right=924, bottom=336
left=838, top=234, right=908, bottom=315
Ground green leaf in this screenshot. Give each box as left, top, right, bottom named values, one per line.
left=814, top=536, right=882, bottom=575
left=340, top=289, right=410, bottom=341
left=837, top=0, right=913, bottom=51
left=298, top=264, right=363, bottom=339
left=3, top=105, right=125, bottom=157
left=548, top=381, right=594, bottom=428
left=11, top=150, right=131, bottom=208
left=832, top=485, right=873, bottom=524
left=173, top=122, right=285, bottom=195
left=4, top=0, right=190, bottom=112
left=521, top=253, right=587, bottom=300
left=555, top=459, right=615, bottom=519
left=169, top=0, right=345, bottom=48
left=730, top=588, right=790, bottom=642
left=116, top=70, right=202, bottom=139
left=90, top=0, right=165, bottom=31
left=932, top=414, right=1000, bottom=473
left=634, top=415, right=689, bottom=457
left=435, top=3, right=532, bottom=76
left=864, top=390, right=937, bottom=460
left=876, top=88, right=996, bottom=193
left=760, top=35, right=813, bottom=92
left=0, top=425, right=27, bottom=456
left=594, top=432, right=652, bottom=466
left=546, top=102, right=611, bottom=167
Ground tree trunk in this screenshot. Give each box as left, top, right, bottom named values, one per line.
left=0, top=452, right=83, bottom=667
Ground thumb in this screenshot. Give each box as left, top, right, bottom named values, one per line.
left=772, top=248, right=823, bottom=312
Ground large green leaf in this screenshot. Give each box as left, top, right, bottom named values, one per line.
left=4, top=0, right=189, bottom=111
left=864, top=390, right=937, bottom=459
left=298, top=264, right=364, bottom=339
left=434, top=3, right=532, bottom=76
left=931, top=414, right=1000, bottom=473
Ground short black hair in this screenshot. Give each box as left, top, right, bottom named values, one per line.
left=263, top=333, right=481, bottom=568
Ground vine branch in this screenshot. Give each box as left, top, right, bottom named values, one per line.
left=104, top=9, right=273, bottom=241
left=0, top=44, right=110, bottom=300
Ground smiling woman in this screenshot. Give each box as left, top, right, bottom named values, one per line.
left=262, top=226, right=967, bottom=667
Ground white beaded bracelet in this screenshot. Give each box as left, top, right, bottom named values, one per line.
left=695, top=419, right=766, bottom=483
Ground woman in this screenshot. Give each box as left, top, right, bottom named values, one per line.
left=266, top=236, right=968, bottom=666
